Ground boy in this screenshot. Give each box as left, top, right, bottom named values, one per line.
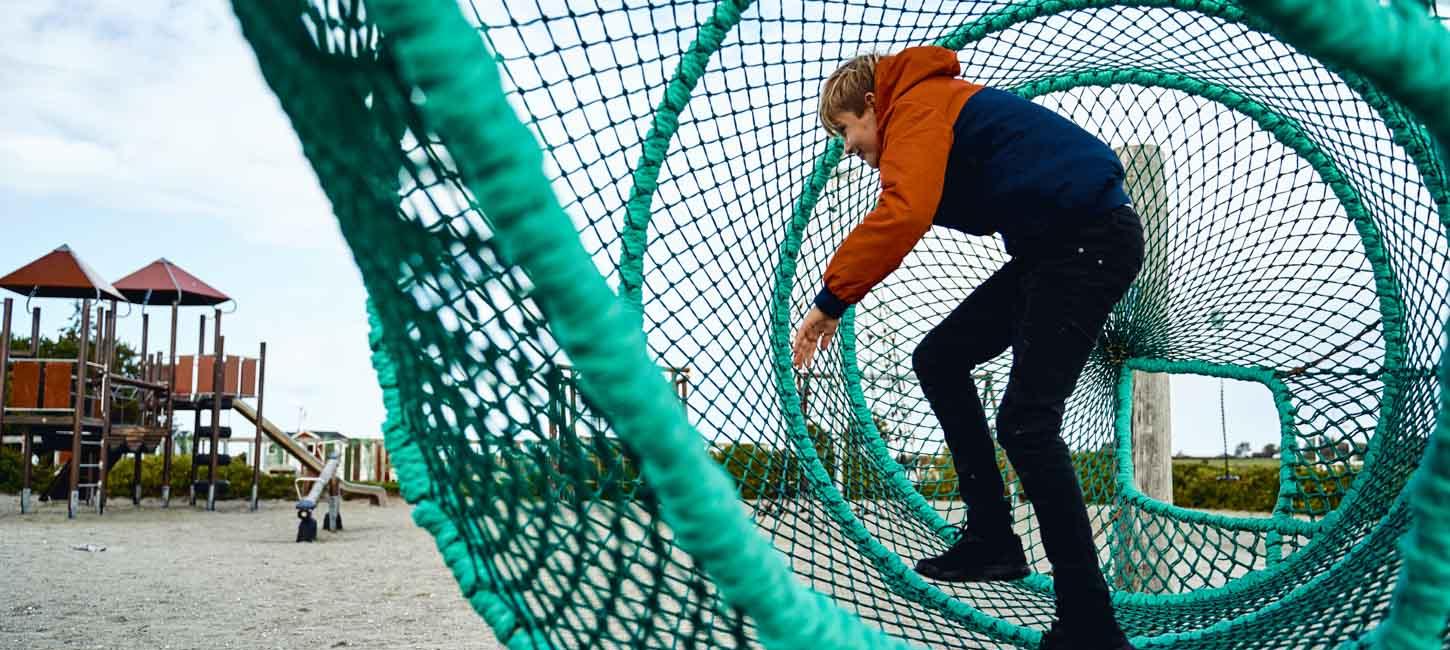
left=791, top=46, right=1143, bottom=650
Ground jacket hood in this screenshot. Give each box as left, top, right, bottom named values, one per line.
left=874, top=46, right=962, bottom=115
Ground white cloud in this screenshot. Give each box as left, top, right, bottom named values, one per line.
left=0, top=0, right=340, bottom=251
left=1, top=1, right=380, bottom=437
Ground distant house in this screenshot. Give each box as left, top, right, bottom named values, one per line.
left=263, top=430, right=393, bottom=482
left=292, top=429, right=350, bottom=461
left=263, top=429, right=348, bottom=473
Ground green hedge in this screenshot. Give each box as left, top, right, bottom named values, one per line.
left=1, top=447, right=295, bottom=500
left=490, top=436, right=646, bottom=502
left=354, top=479, right=402, bottom=495
left=710, top=445, right=1349, bottom=514
left=1170, top=460, right=1351, bottom=513
left=911, top=453, right=959, bottom=499
left=101, top=453, right=297, bottom=500
left=0, top=445, right=57, bottom=493
left=1172, top=461, right=1278, bottom=512
left=6, top=441, right=1353, bottom=513
left=711, top=442, right=802, bottom=499
left=1286, top=463, right=1352, bottom=514
left=1, top=444, right=402, bottom=501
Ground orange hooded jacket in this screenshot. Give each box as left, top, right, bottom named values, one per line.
left=816, top=46, right=981, bottom=317
left=813, top=46, right=1129, bottom=319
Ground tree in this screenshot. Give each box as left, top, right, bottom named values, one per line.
left=1233, top=441, right=1253, bottom=458
left=1258, top=443, right=1279, bottom=458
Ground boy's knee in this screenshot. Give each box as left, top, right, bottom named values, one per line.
left=913, top=328, right=1003, bottom=386
left=912, top=335, right=944, bottom=379
left=914, top=330, right=984, bottom=372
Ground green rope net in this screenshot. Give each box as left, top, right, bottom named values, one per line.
left=231, top=0, right=1450, bottom=647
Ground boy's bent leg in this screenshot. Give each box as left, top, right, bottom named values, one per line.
left=996, top=207, right=1143, bottom=639
left=911, top=260, right=1021, bottom=535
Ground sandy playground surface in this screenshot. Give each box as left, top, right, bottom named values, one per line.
left=0, top=496, right=502, bottom=650
left=1, top=491, right=1280, bottom=650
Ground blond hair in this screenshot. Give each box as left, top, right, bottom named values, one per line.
left=819, top=53, right=881, bottom=136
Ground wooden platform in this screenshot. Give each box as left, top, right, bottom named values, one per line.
left=3, top=413, right=106, bottom=431
left=2, top=426, right=167, bottom=454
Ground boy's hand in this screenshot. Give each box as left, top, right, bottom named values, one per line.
left=791, top=306, right=840, bottom=368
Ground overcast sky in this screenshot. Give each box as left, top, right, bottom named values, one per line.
left=0, top=1, right=379, bottom=437
left=0, top=0, right=1337, bottom=456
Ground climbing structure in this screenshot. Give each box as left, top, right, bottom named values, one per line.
left=232, top=0, right=1450, bottom=647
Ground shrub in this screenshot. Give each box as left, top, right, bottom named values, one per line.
left=711, top=442, right=804, bottom=500
left=0, top=445, right=58, bottom=493
left=355, top=480, right=401, bottom=496
left=904, top=453, right=1287, bottom=512
left=1075, top=449, right=1119, bottom=505
left=1172, top=460, right=1278, bottom=512
left=103, top=453, right=294, bottom=500
left=910, top=454, right=959, bottom=499
left=1288, top=463, right=1352, bottom=513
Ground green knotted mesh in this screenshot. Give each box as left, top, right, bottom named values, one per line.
left=230, top=0, right=1450, bottom=647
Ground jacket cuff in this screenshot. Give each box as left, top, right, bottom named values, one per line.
left=813, top=286, right=850, bottom=320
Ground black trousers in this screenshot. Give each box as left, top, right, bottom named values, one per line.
left=912, top=205, right=1144, bottom=632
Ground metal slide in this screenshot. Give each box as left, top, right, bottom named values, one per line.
left=231, top=400, right=388, bottom=505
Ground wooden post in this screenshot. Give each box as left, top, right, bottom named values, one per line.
left=1114, top=144, right=1174, bottom=591
left=1118, top=144, right=1173, bottom=503
left=0, top=299, right=15, bottom=513
left=97, top=304, right=117, bottom=515
left=140, top=312, right=149, bottom=389
left=189, top=314, right=206, bottom=506
left=373, top=444, right=381, bottom=482
left=28, top=306, right=40, bottom=356
left=0, top=299, right=9, bottom=427
left=134, top=312, right=150, bottom=506
left=1132, top=373, right=1173, bottom=501
left=69, top=300, right=92, bottom=519
left=162, top=303, right=178, bottom=507
left=251, top=342, right=267, bottom=511
left=20, top=307, right=39, bottom=512
left=207, top=326, right=223, bottom=512
left=92, top=306, right=103, bottom=363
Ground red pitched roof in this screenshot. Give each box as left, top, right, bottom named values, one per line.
left=113, top=258, right=230, bottom=306
left=0, top=245, right=126, bottom=301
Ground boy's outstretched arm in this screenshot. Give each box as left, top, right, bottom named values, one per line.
left=792, top=100, right=953, bottom=368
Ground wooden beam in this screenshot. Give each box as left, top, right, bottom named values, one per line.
left=1115, top=144, right=1174, bottom=592
left=1117, top=143, right=1174, bottom=503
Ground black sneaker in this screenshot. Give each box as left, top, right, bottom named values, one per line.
left=1040, top=622, right=1136, bottom=650
left=914, top=528, right=1030, bottom=582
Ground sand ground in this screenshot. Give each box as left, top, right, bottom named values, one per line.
left=0, top=496, right=501, bottom=650
left=1, top=491, right=1286, bottom=650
